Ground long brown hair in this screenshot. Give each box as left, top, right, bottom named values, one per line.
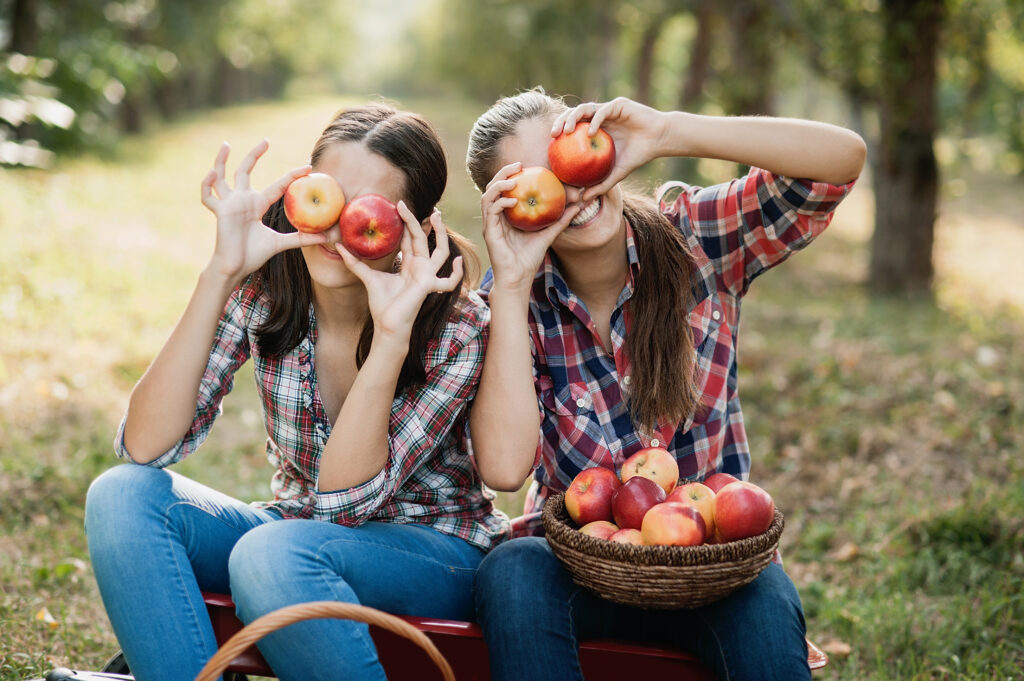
left=255, top=104, right=479, bottom=395
left=466, top=89, right=699, bottom=431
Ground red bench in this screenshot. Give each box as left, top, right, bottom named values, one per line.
left=201, top=591, right=828, bottom=680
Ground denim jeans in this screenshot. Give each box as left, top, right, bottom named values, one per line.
left=85, top=464, right=483, bottom=681
left=474, top=536, right=811, bottom=681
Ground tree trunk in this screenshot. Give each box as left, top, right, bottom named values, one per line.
left=724, top=0, right=775, bottom=116
left=9, top=0, right=39, bottom=54
left=678, top=0, right=714, bottom=111
left=870, top=0, right=945, bottom=295
left=635, top=17, right=663, bottom=105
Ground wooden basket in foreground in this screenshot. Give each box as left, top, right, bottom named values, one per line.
left=542, top=492, right=784, bottom=609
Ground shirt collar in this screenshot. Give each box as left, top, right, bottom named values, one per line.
left=539, top=220, right=642, bottom=309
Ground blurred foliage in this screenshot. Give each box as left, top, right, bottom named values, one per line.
left=0, top=0, right=353, bottom=166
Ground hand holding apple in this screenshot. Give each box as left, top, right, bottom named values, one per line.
left=283, top=172, right=346, bottom=234
left=548, top=121, right=615, bottom=187
left=338, top=194, right=404, bottom=259
left=501, top=166, right=567, bottom=231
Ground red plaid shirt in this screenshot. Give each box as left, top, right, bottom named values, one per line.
left=483, top=168, right=854, bottom=536
left=115, top=282, right=509, bottom=551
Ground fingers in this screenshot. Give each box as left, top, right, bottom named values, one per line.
left=397, top=200, right=429, bottom=258
left=551, top=102, right=600, bottom=137
left=235, top=139, right=269, bottom=190
left=334, top=242, right=375, bottom=282
left=482, top=162, right=522, bottom=221
left=276, top=230, right=329, bottom=253
left=434, top=256, right=464, bottom=292
left=427, top=211, right=450, bottom=270
left=582, top=167, right=627, bottom=203
left=264, top=164, right=313, bottom=204
left=212, top=142, right=231, bottom=198
left=200, top=169, right=218, bottom=211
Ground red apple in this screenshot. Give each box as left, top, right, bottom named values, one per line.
left=565, top=467, right=621, bottom=525
left=502, top=166, right=566, bottom=231
left=703, top=472, right=740, bottom=494
left=666, top=482, right=716, bottom=536
left=714, top=481, right=776, bottom=541
left=608, top=528, right=644, bottom=545
left=548, top=121, right=616, bottom=187
left=578, top=520, right=619, bottom=540
left=611, top=476, right=666, bottom=530
left=338, top=194, right=403, bottom=260
left=283, top=172, right=346, bottom=234
left=620, top=447, right=679, bottom=494
left=641, top=502, right=707, bottom=546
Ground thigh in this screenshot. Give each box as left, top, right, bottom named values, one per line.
left=231, top=520, right=484, bottom=621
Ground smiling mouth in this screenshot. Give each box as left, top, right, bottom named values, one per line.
left=318, top=243, right=343, bottom=259
left=569, top=197, right=601, bottom=227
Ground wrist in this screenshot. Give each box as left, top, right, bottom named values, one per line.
left=487, top=283, right=532, bottom=312
left=198, top=264, right=243, bottom=297
left=660, top=111, right=699, bottom=158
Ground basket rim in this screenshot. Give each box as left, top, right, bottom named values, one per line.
left=542, top=491, right=783, bottom=567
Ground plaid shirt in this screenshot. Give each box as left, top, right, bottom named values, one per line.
left=484, top=167, right=854, bottom=536
left=114, top=282, right=509, bottom=552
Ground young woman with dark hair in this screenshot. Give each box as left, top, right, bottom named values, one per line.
left=465, top=90, right=866, bottom=681
left=84, top=104, right=508, bottom=681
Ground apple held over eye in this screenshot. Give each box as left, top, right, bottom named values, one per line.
left=578, top=520, right=619, bottom=540
left=338, top=194, right=403, bottom=260
left=548, top=121, right=616, bottom=187
left=713, top=481, right=776, bottom=542
left=666, top=482, right=716, bottom=536
left=283, top=172, right=346, bottom=234
left=703, top=472, right=740, bottom=494
left=620, top=447, right=679, bottom=494
left=611, top=476, right=666, bottom=530
left=565, top=466, right=621, bottom=525
left=502, top=166, right=567, bottom=231
left=640, top=502, right=707, bottom=547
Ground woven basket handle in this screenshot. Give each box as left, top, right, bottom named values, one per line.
left=193, top=600, right=455, bottom=681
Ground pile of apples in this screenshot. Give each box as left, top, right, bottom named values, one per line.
left=564, top=448, right=776, bottom=547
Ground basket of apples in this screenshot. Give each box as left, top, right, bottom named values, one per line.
left=542, top=448, right=783, bottom=609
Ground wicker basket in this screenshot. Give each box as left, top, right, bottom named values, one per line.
left=542, top=492, right=783, bottom=609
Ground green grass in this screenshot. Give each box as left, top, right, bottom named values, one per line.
left=2, top=93, right=1023, bottom=680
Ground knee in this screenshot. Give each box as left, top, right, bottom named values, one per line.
left=84, top=464, right=164, bottom=534
left=731, top=562, right=805, bottom=624
left=475, top=537, right=565, bottom=608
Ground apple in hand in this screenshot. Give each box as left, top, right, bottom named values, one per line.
left=620, top=448, right=679, bottom=494
left=608, top=528, right=644, bottom=545
left=703, top=472, right=740, bottom=494
left=611, top=476, right=666, bottom=530
left=502, top=166, right=566, bottom=231
left=548, top=121, right=616, bottom=187
left=565, top=467, right=621, bottom=525
left=666, top=482, right=716, bottom=536
left=641, top=502, right=707, bottom=547
left=338, top=194, right=403, bottom=260
left=714, top=481, right=776, bottom=541
left=283, top=172, right=346, bottom=233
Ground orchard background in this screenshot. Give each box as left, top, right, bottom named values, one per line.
left=2, top=2, right=1023, bottom=680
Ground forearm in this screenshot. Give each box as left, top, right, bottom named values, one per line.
left=469, top=288, right=541, bottom=491
left=122, top=267, right=239, bottom=463
left=317, top=335, right=407, bottom=491
left=659, top=112, right=867, bottom=185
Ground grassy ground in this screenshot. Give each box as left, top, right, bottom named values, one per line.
left=1, top=93, right=1022, bottom=680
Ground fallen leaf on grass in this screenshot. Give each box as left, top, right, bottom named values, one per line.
left=819, top=638, right=852, bottom=658
left=829, top=541, right=860, bottom=562
left=35, top=606, right=59, bottom=629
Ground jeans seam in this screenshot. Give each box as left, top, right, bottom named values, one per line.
left=695, top=609, right=733, bottom=681
left=162, top=504, right=216, bottom=669
left=565, top=588, right=586, bottom=681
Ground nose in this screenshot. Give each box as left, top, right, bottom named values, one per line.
left=321, top=222, right=342, bottom=242
left=563, top=184, right=584, bottom=204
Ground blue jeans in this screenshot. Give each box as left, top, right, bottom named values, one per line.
left=474, top=537, right=811, bottom=681
left=85, top=464, right=483, bottom=681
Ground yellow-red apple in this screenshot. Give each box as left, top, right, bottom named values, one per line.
left=548, top=121, right=616, bottom=187
left=640, top=502, right=707, bottom=546
left=502, top=166, right=566, bottom=231
left=565, top=466, right=621, bottom=525
left=666, top=482, right=716, bottom=536
left=578, top=520, right=619, bottom=540
left=608, top=528, right=644, bottom=545
left=703, top=472, right=740, bottom=493
left=284, top=172, right=346, bottom=234
left=714, top=481, right=775, bottom=541
left=611, top=476, right=666, bottom=530
left=620, top=447, right=679, bottom=494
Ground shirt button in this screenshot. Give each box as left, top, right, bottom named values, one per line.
left=576, top=398, right=587, bottom=408
left=651, top=438, right=660, bottom=447
left=712, top=309, right=721, bottom=321
left=623, top=375, right=631, bottom=386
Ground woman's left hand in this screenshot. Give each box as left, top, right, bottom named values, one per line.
left=551, top=97, right=671, bottom=202
left=337, top=201, right=463, bottom=343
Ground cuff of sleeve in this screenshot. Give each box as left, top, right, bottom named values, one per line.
left=113, top=415, right=182, bottom=468
left=768, top=171, right=856, bottom=216
left=312, top=465, right=389, bottom=524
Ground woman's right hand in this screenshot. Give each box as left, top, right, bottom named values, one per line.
left=480, top=161, right=581, bottom=296
left=200, top=140, right=329, bottom=283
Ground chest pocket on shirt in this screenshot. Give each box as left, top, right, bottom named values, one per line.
left=538, top=376, right=594, bottom=417
left=690, top=297, right=724, bottom=353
